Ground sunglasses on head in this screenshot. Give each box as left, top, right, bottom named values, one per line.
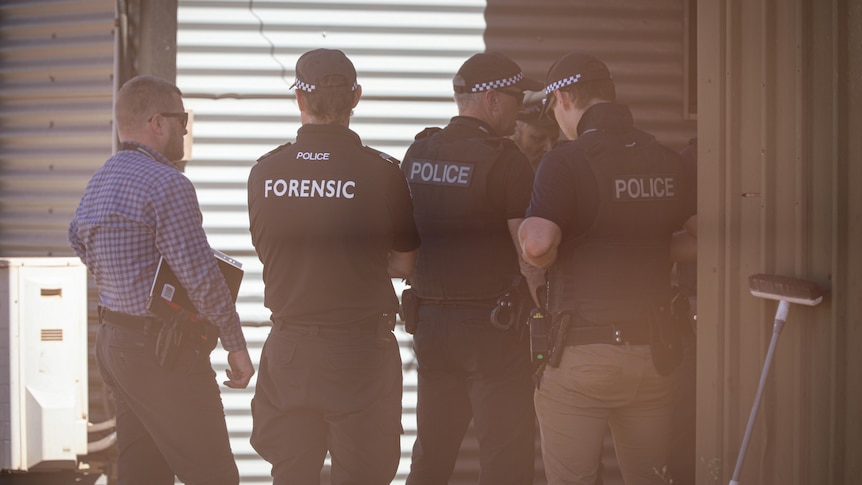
left=148, top=112, right=189, bottom=129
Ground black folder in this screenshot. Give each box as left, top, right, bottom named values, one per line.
left=147, top=249, right=243, bottom=320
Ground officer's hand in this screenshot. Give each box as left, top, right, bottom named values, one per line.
left=224, top=349, right=255, bottom=389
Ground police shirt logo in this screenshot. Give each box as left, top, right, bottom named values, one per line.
left=407, top=159, right=474, bottom=188
left=614, top=175, right=676, bottom=201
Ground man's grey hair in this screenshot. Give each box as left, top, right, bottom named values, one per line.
left=454, top=91, right=483, bottom=112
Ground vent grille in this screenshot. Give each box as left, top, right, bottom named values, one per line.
left=41, top=329, right=63, bottom=342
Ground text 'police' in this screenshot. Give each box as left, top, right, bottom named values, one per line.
left=407, top=159, right=474, bottom=188
left=614, top=176, right=676, bottom=201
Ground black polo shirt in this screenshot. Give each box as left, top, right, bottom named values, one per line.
left=248, top=124, right=420, bottom=325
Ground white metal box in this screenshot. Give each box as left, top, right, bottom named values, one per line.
left=0, top=258, right=88, bottom=471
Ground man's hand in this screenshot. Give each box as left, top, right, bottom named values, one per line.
left=508, top=218, right=545, bottom=306
left=224, top=348, right=255, bottom=389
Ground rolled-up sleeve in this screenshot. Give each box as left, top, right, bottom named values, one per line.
left=153, top=174, right=247, bottom=352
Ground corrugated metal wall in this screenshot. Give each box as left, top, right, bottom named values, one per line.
left=0, top=0, right=115, bottom=257
left=697, top=0, right=862, bottom=483
left=483, top=0, right=696, bottom=151
left=0, top=0, right=118, bottom=479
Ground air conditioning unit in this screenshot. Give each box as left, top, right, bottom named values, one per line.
left=0, top=258, right=88, bottom=472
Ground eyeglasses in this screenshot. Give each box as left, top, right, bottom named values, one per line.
left=148, top=112, right=189, bottom=129
left=496, top=88, right=524, bottom=105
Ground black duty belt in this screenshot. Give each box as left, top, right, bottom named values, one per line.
left=564, top=322, right=651, bottom=346
left=274, top=314, right=393, bottom=338
left=100, top=308, right=162, bottom=335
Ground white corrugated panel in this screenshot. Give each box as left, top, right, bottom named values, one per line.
left=176, top=1, right=486, bottom=483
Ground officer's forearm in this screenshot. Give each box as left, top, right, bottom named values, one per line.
left=518, top=217, right=561, bottom=269
left=387, top=249, right=418, bottom=279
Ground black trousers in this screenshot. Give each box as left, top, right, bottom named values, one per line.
left=250, top=320, right=402, bottom=485
left=406, top=304, right=535, bottom=485
left=95, top=321, right=239, bottom=485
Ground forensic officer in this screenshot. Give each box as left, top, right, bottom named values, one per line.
left=401, top=52, right=543, bottom=485
left=247, top=48, right=420, bottom=484
left=518, top=53, right=697, bottom=484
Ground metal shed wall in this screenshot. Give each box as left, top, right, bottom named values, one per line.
left=0, top=0, right=115, bottom=257
left=697, top=0, right=862, bottom=483
left=0, top=1, right=118, bottom=478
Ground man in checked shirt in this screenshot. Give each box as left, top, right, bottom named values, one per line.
left=69, top=75, right=254, bottom=485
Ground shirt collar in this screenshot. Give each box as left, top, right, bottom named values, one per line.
left=449, top=116, right=498, bottom=137
left=576, top=102, right=634, bottom=137
left=119, top=141, right=177, bottom=169
left=296, top=124, right=363, bottom=146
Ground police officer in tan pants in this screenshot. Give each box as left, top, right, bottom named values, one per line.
left=519, top=53, right=696, bottom=484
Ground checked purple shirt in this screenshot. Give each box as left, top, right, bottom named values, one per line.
left=69, top=142, right=246, bottom=352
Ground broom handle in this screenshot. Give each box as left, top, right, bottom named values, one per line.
left=729, top=299, right=790, bottom=485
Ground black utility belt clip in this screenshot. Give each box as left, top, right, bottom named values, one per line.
left=490, top=289, right=523, bottom=331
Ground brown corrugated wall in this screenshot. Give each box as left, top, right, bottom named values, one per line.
left=484, top=0, right=696, bottom=151
left=698, top=0, right=861, bottom=483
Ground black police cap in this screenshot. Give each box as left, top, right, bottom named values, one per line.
left=544, top=52, right=613, bottom=96
left=453, top=52, right=543, bottom=94
left=291, top=48, right=358, bottom=93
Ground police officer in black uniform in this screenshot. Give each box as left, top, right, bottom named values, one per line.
left=401, top=52, right=543, bottom=485
left=519, top=53, right=697, bottom=484
left=247, top=48, right=420, bottom=485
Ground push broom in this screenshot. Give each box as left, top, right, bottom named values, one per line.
left=728, top=273, right=824, bottom=485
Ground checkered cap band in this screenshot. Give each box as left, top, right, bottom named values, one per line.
left=293, top=78, right=358, bottom=93
left=293, top=78, right=315, bottom=92
left=545, top=74, right=583, bottom=95
left=470, top=72, right=525, bottom=93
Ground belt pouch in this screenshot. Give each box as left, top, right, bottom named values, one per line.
left=649, top=304, right=683, bottom=376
